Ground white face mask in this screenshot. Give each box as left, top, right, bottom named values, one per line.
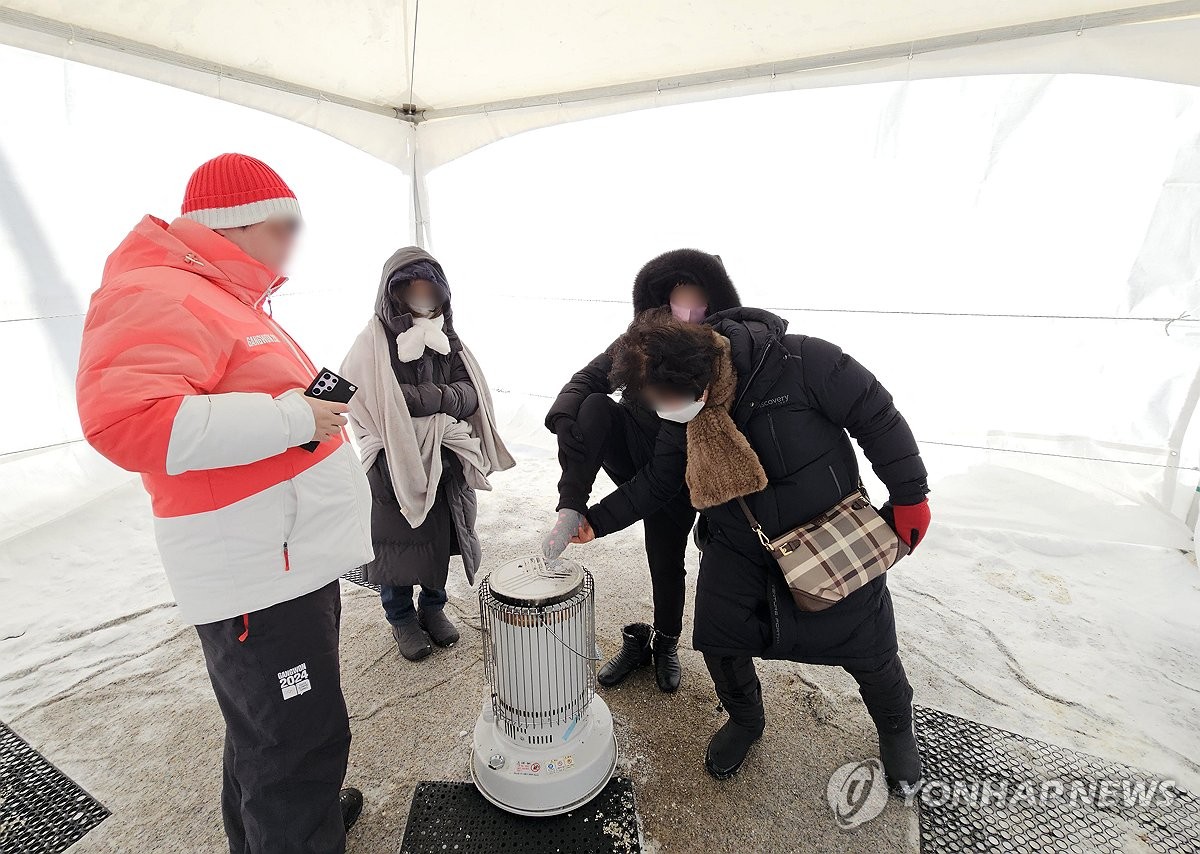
left=656, top=397, right=705, bottom=424
left=409, top=301, right=438, bottom=317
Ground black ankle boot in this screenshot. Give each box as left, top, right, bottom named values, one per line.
left=597, top=623, right=652, bottom=687
left=340, top=787, right=364, bottom=832
left=651, top=631, right=681, bottom=693
left=705, top=716, right=766, bottom=780
left=877, top=720, right=922, bottom=789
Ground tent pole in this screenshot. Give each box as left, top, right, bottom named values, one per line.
left=408, top=133, right=431, bottom=249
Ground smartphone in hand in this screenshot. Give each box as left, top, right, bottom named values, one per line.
left=300, top=368, right=358, bottom=452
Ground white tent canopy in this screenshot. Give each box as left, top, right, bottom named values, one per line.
left=4, top=1, right=1200, bottom=243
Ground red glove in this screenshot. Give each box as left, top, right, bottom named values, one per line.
left=892, top=499, right=930, bottom=550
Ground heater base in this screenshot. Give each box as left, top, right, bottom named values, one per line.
left=470, top=697, right=618, bottom=817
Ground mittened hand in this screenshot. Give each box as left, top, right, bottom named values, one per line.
left=542, top=508, right=585, bottom=561
left=891, top=498, right=931, bottom=550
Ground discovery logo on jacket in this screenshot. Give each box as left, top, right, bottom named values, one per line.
left=76, top=213, right=373, bottom=624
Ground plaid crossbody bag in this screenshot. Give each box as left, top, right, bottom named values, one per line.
left=736, top=485, right=909, bottom=612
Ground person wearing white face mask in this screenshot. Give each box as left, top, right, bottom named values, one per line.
left=565, top=308, right=931, bottom=787
left=542, top=249, right=741, bottom=694
left=655, top=389, right=708, bottom=423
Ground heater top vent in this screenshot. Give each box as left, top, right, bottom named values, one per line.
left=488, top=555, right=584, bottom=607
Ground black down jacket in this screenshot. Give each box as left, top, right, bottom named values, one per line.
left=545, top=248, right=741, bottom=439
left=585, top=307, right=929, bottom=668
left=364, top=247, right=479, bottom=589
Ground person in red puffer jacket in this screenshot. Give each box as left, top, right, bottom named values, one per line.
left=76, top=154, right=370, bottom=853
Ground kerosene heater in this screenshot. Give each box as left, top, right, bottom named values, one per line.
left=470, top=556, right=617, bottom=816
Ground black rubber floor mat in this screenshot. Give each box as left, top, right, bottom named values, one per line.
left=913, top=705, right=1199, bottom=853
left=341, top=565, right=380, bottom=592
left=0, top=721, right=109, bottom=854
left=400, top=777, right=641, bottom=853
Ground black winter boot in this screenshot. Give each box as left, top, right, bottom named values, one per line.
left=392, top=619, right=432, bottom=661
left=340, top=787, right=364, bottom=832
left=598, top=623, right=652, bottom=687
left=845, top=653, right=920, bottom=789
left=877, top=718, right=923, bottom=789
left=703, top=655, right=766, bottom=780
left=418, top=607, right=460, bottom=648
left=651, top=631, right=682, bottom=693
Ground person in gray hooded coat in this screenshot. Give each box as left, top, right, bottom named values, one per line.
left=343, top=247, right=503, bottom=661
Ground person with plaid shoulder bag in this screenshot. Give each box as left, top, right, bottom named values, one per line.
left=566, top=306, right=931, bottom=787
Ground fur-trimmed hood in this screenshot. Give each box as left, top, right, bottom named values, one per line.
left=632, top=248, right=741, bottom=316
left=375, top=246, right=459, bottom=347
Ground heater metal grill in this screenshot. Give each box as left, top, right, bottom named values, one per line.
left=479, top=564, right=597, bottom=733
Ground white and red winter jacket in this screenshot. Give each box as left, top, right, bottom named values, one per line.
left=76, top=215, right=373, bottom=624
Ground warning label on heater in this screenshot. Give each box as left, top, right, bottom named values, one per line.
left=545, top=756, right=575, bottom=773
left=514, top=761, right=542, bottom=775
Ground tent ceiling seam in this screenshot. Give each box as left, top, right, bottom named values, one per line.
left=0, top=6, right=418, bottom=123
left=405, top=0, right=420, bottom=110
left=418, top=0, right=1200, bottom=122
left=491, top=294, right=1199, bottom=325
left=3, top=1, right=1198, bottom=130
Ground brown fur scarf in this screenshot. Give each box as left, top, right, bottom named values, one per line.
left=685, top=334, right=768, bottom=509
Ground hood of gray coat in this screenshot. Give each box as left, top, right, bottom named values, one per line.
left=375, top=246, right=458, bottom=343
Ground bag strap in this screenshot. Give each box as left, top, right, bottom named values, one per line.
left=738, top=478, right=872, bottom=552
left=736, top=497, right=772, bottom=550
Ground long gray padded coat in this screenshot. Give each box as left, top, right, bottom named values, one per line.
left=363, top=247, right=481, bottom=589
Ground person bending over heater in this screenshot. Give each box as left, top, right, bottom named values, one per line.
left=541, top=249, right=740, bottom=694
left=563, top=307, right=931, bottom=785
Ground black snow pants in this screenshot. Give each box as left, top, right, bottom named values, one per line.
left=556, top=392, right=695, bottom=637
left=704, top=650, right=914, bottom=733
left=195, top=580, right=350, bottom=854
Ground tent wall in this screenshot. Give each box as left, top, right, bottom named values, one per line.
left=0, top=45, right=410, bottom=540
left=428, top=73, right=1200, bottom=549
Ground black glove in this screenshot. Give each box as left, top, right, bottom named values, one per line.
left=554, top=418, right=588, bottom=462
left=438, top=383, right=461, bottom=416
left=402, top=382, right=444, bottom=417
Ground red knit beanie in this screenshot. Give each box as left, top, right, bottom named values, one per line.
left=181, top=153, right=302, bottom=229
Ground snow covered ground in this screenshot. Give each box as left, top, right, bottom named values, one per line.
left=1, top=393, right=1198, bottom=853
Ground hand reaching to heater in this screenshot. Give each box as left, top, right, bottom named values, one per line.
left=541, top=509, right=592, bottom=561
left=571, top=518, right=595, bottom=545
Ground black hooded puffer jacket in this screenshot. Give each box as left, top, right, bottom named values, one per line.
left=584, top=307, right=928, bottom=668
left=544, top=248, right=741, bottom=437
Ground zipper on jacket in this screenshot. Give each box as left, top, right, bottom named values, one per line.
left=254, top=276, right=284, bottom=311
left=260, top=310, right=317, bottom=374
left=283, top=542, right=291, bottom=572
left=732, top=340, right=774, bottom=420
left=829, top=465, right=844, bottom=498
left=766, top=412, right=787, bottom=471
